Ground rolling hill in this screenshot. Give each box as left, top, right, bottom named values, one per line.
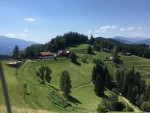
left=1, top=44, right=148, bottom=113
left=0, top=36, right=37, bottom=55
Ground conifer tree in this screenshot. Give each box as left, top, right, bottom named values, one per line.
left=94, top=74, right=105, bottom=96
left=91, top=66, right=97, bottom=83
left=12, top=45, right=19, bottom=60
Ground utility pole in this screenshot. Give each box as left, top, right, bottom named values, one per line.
left=0, top=61, right=12, bottom=113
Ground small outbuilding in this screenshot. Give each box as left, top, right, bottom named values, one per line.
left=57, top=50, right=70, bottom=57
left=110, top=56, right=114, bottom=60
left=6, top=61, right=22, bottom=67
left=38, top=52, right=53, bottom=59
left=124, top=52, right=132, bottom=56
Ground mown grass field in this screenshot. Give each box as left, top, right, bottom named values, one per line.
left=121, top=55, right=150, bottom=83
left=0, top=44, right=149, bottom=113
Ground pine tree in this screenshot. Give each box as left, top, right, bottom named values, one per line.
left=94, top=74, right=105, bottom=96
left=90, top=35, right=95, bottom=45
left=87, top=45, right=93, bottom=54
left=60, top=70, right=72, bottom=98
left=12, top=45, right=19, bottom=60
left=112, top=46, right=118, bottom=62
left=105, top=69, right=112, bottom=90
left=91, top=66, right=97, bottom=83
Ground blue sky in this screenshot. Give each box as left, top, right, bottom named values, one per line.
left=0, top=0, right=150, bottom=43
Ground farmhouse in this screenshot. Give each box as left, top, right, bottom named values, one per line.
left=38, top=52, right=53, bottom=59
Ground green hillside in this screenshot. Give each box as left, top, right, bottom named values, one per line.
left=0, top=44, right=149, bottom=113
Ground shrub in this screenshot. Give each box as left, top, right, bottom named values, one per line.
left=93, top=58, right=102, bottom=64
left=97, top=104, right=109, bottom=113
left=113, top=101, right=125, bottom=111
left=69, top=52, right=78, bottom=62
left=48, top=90, right=69, bottom=108
left=87, top=46, right=93, bottom=54
left=123, top=106, right=134, bottom=112
left=82, top=57, right=87, bottom=63
left=140, top=101, right=150, bottom=112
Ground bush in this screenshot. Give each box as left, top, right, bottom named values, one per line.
left=82, top=57, right=87, bottom=63
left=93, top=58, right=102, bottom=64
left=97, top=104, right=109, bottom=113
left=48, top=90, right=69, bottom=108
left=87, top=46, right=93, bottom=54
left=69, top=52, right=78, bottom=62
left=123, top=106, right=134, bottom=112
left=140, top=101, right=150, bottom=112
left=113, top=101, right=125, bottom=111
left=24, top=83, right=30, bottom=95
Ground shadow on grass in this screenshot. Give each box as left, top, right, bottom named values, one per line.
left=87, top=52, right=96, bottom=55
left=71, top=61, right=81, bottom=66
left=96, top=93, right=109, bottom=99
left=49, top=85, right=59, bottom=91
left=68, top=95, right=82, bottom=105
left=91, top=52, right=96, bottom=55
left=114, top=58, right=123, bottom=64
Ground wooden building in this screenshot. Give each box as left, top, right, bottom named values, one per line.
left=38, top=52, right=53, bottom=59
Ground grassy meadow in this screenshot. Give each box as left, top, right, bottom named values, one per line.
left=0, top=44, right=149, bottom=113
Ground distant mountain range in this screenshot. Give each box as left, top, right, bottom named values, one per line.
left=0, top=36, right=37, bottom=55
left=113, top=36, right=150, bottom=45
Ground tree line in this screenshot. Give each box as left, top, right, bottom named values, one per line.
left=91, top=60, right=113, bottom=96
left=92, top=37, right=150, bottom=59
left=115, top=68, right=150, bottom=111
left=18, top=32, right=87, bottom=59
left=11, top=32, right=150, bottom=60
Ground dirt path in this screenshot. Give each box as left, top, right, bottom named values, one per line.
left=121, top=96, right=141, bottom=112
left=72, top=82, right=92, bottom=93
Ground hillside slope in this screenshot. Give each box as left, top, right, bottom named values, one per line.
left=1, top=44, right=149, bottom=113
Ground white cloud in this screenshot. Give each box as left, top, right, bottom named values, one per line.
left=95, top=25, right=117, bottom=33
left=4, top=34, right=15, bottom=37
left=120, top=26, right=135, bottom=31
left=24, top=28, right=28, bottom=32
left=87, top=30, right=92, bottom=34
left=25, top=18, right=35, bottom=22
left=138, top=27, right=142, bottom=30
left=111, top=25, right=117, bottom=29
left=120, top=28, right=126, bottom=31
left=17, top=34, right=27, bottom=37
left=4, top=33, right=27, bottom=37
left=128, top=27, right=134, bottom=30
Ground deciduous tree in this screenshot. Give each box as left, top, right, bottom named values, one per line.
left=60, top=70, right=72, bottom=98
left=36, top=66, right=52, bottom=84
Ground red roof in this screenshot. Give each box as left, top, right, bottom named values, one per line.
left=39, top=52, right=53, bottom=56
